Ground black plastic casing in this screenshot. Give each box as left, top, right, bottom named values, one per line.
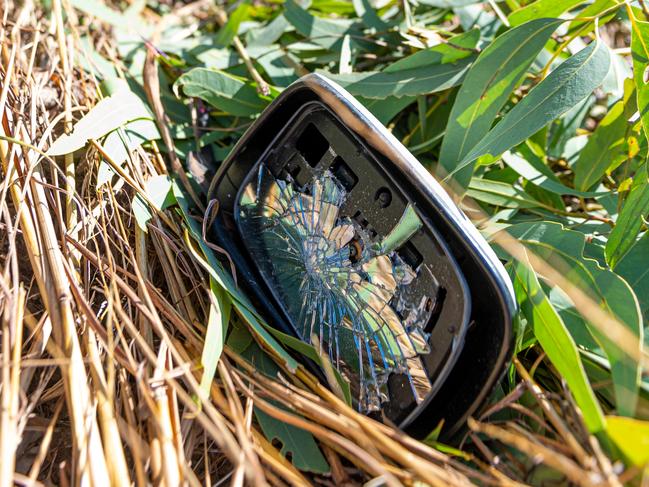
left=208, top=74, right=516, bottom=440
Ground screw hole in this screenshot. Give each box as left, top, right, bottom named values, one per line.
left=374, top=187, right=392, bottom=208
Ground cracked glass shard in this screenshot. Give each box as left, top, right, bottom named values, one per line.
left=237, top=163, right=437, bottom=412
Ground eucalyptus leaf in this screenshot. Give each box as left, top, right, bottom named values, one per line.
left=174, top=68, right=271, bottom=117
left=214, top=2, right=249, bottom=47
left=438, top=18, right=562, bottom=188
left=506, top=222, right=643, bottom=417
left=573, top=79, right=637, bottom=192
left=607, top=166, right=649, bottom=269
left=630, top=13, right=649, bottom=144
left=352, top=0, right=389, bottom=30
left=97, top=119, right=161, bottom=187
left=246, top=14, right=291, bottom=46
left=606, top=416, right=649, bottom=467
left=503, top=150, right=605, bottom=197
left=448, top=38, right=611, bottom=187
left=467, top=178, right=544, bottom=208
left=358, top=95, right=415, bottom=124
left=616, top=232, right=649, bottom=322
left=240, top=341, right=330, bottom=473
left=132, top=175, right=175, bottom=231
left=48, top=90, right=153, bottom=156
left=284, top=0, right=360, bottom=50
left=199, top=279, right=231, bottom=395
left=385, top=28, right=480, bottom=71
left=513, top=261, right=605, bottom=433
left=321, top=57, right=472, bottom=98
left=418, top=0, right=480, bottom=6
left=508, top=0, right=585, bottom=27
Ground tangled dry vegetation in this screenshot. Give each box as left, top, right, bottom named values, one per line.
left=0, top=0, right=642, bottom=485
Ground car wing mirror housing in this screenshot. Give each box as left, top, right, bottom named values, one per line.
left=208, top=74, right=516, bottom=440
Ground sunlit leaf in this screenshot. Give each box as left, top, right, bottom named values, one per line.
left=607, top=165, right=649, bottom=269
left=199, top=279, right=231, bottom=396
left=238, top=339, right=330, bottom=473
left=467, top=178, right=544, bottom=208
left=629, top=10, right=649, bottom=144
left=506, top=222, right=643, bottom=417
left=513, top=260, right=605, bottom=433
left=503, top=150, right=604, bottom=197
left=606, top=416, right=649, bottom=467
left=447, top=38, right=610, bottom=188
left=48, top=90, right=153, bottom=156
left=508, top=0, right=585, bottom=27
left=174, top=68, right=272, bottom=117
left=437, top=18, right=562, bottom=188
left=97, top=119, right=161, bottom=187
left=214, top=2, right=249, bottom=47
left=615, top=232, right=649, bottom=322
left=321, top=57, right=472, bottom=98
left=284, top=0, right=360, bottom=50
left=352, top=0, right=389, bottom=30
left=573, top=78, right=637, bottom=192
left=132, top=175, right=175, bottom=231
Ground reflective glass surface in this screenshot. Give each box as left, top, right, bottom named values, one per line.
left=236, top=163, right=442, bottom=412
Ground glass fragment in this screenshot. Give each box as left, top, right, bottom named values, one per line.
left=237, top=163, right=440, bottom=412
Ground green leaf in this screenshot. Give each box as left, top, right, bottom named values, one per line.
left=48, top=90, right=153, bottom=156
left=252, top=46, right=299, bottom=87
left=607, top=165, right=649, bottom=268
left=321, top=57, right=472, bottom=98
left=199, top=279, right=231, bottom=395
left=448, top=38, right=611, bottom=187
left=385, top=29, right=480, bottom=71
left=76, top=36, right=119, bottom=80
left=630, top=12, right=649, bottom=144
left=567, top=0, right=620, bottom=36
left=506, top=222, right=643, bottom=417
left=606, top=416, right=649, bottom=467
left=255, top=408, right=330, bottom=473
left=352, top=0, right=388, bottom=30
left=437, top=18, right=562, bottom=188
left=358, top=95, right=415, bottom=124
left=513, top=261, right=605, bottom=433
left=214, top=2, right=249, bottom=47
left=284, top=0, right=359, bottom=50
left=97, top=119, right=161, bottom=187
left=467, top=178, right=544, bottom=208
left=508, top=0, right=585, bottom=27
left=240, top=341, right=330, bottom=474
left=615, top=232, right=649, bottom=322
left=573, top=79, right=637, bottom=192
left=70, top=0, right=149, bottom=31
left=339, top=34, right=352, bottom=74
left=417, top=0, right=480, bottom=6
left=174, top=69, right=273, bottom=117
left=246, top=14, right=290, bottom=47
left=132, top=175, right=176, bottom=231
left=503, top=150, right=605, bottom=197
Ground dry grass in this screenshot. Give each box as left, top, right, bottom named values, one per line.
left=0, top=0, right=633, bottom=485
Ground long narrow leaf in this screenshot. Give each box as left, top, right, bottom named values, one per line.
left=438, top=18, right=562, bottom=188
left=513, top=260, right=606, bottom=433
left=447, top=38, right=610, bottom=186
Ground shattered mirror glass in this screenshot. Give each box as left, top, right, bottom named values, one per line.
left=236, top=163, right=443, bottom=413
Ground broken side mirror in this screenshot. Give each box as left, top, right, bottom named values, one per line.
left=208, top=74, right=515, bottom=440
